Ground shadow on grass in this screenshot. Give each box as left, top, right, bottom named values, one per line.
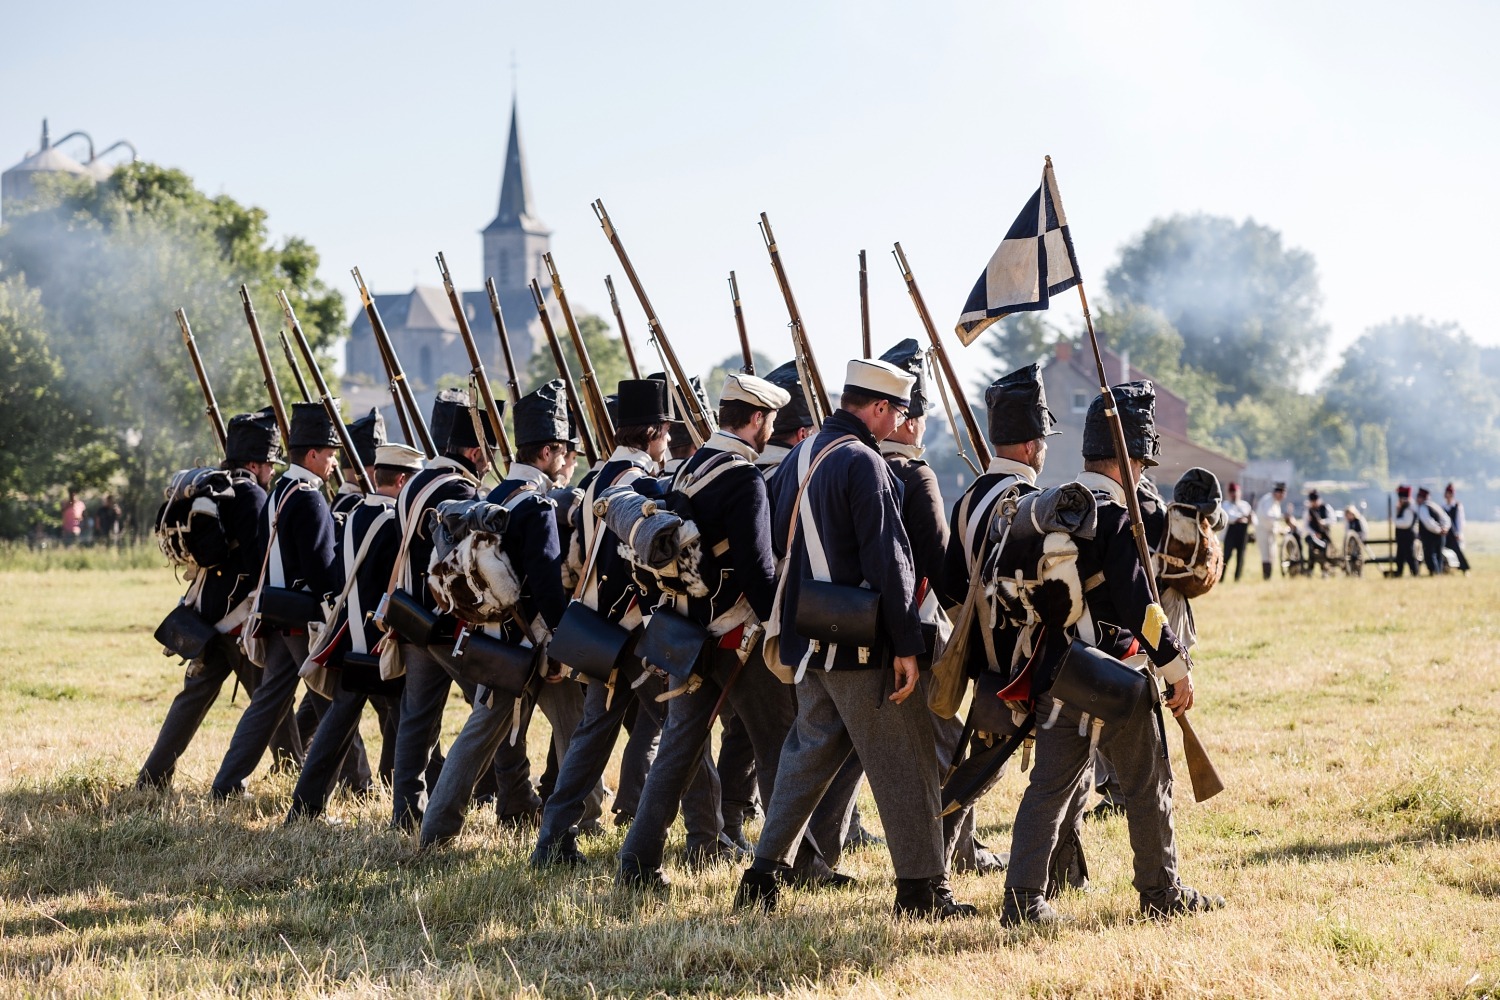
left=1245, top=818, right=1500, bottom=867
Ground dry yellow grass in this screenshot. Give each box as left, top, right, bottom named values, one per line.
left=1, top=529, right=1498, bottom=998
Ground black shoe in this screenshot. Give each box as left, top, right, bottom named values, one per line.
left=970, top=848, right=1008, bottom=876
left=685, top=839, right=747, bottom=870
left=498, top=807, right=542, bottom=831
left=1140, top=885, right=1225, bottom=919
left=617, top=856, right=671, bottom=893
left=893, top=877, right=978, bottom=920
left=1000, top=887, right=1072, bottom=926
left=844, top=823, right=886, bottom=851
left=612, top=810, right=634, bottom=829
left=530, top=829, right=586, bottom=869
left=723, top=824, right=754, bottom=855
left=1085, top=798, right=1125, bottom=822
left=209, top=784, right=242, bottom=803
left=787, top=854, right=857, bottom=890
left=733, top=868, right=780, bottom=913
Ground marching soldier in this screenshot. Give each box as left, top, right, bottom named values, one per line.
left=331, top=408, right=387, bottom=520
left=285, top=443, right=424, bottom=821
left=879, top=339, right=1003, bottom=876
left=1000, top=382, right=1223, bottom=924
left=753, top=360, right=814, bottom=479
left=210, top=403, right=345, bottom=800
left=138, top=409, right=291, bottom=789
left=616, top=372, right=804, bottom=890
left=419, top=381, right=597, bottom=847
left=388, top=388, right=497, bottom=831
left=530, top=378, right=722, bottom=868
left=735, top=358, right=975, bottom=920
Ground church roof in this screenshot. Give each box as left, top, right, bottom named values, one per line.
left=484, top=97, right=549, bottom=236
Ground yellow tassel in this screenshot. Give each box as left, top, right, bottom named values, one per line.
left=1141, top=602, right=1168, bottom=649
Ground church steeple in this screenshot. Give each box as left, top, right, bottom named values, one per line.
left=485, top=97, right=548, bottom=236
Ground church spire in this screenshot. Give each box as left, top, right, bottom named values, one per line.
left=486, top=96, right=548, bottom=235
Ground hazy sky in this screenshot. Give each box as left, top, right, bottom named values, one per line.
left=4, top=0, right=1496, bottom=383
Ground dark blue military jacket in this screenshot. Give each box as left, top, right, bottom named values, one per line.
left=331, top=494, right=400, bottom=658
left=196, top=467, right=268, bottom=624
left=486, top=464, right=568, bottom=637
left=396, top=457, right=480, bottom=614
left=257, top=464, right=337, bottom=599
left=654, top=431, right=777, bottom=626
left=572, top=447, right=656, bottom=623
left=767, top=409, right=924, bottom=671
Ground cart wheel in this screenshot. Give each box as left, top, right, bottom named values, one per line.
left=1279, top=534, right=1302, bottom=577
left=1344, top=535, right=1365, bottom=577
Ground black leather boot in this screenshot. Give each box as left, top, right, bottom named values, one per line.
left=892, top=877, right=978, bottom=920
left=1140, top=885, right=1225, bottom=918
left=1000, top=887, right=1071, bottom=926
left=733, top=868, right=780, bottom=913
left=529, top=827, right=586, bottom=870
left=616, top=855, right=670, bottom=893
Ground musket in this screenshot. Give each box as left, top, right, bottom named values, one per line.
left=728, top=271, right=753, bottom=374
left=277, top=326, right=348, bottom=491
left=353, top=267, right=437, bottom=458
left=239, top=285, right=292, bottom=449
left=545, top=252, right=616, bottom=453
left=591, top=199, right=716, bottom=442
left=859, top=250, right=871, bottom=360
left=278, top=292, right=373, bottom=494
left=531, top=278, right=599, bottom=466
left=758, top=212, right=832, bottom=427
left=439, top=252, right=513, bottom=470
left=484, top=277, right=523, bottom=408
left=175, top=308, right=228, bottom=455
left=892, top=242, right=992, bottom=473
left=605, top=275, right=642, bottom=380
left=1047, top=156, right=1222, bottom=802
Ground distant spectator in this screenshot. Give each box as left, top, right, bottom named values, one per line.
left=94, top=494, right=122, bottom=547
left=1442, top=483, right=1470, bottom=574
left=1220, top=482, right=1252, bottom=582
left=61, top=491, right=85, bottom=546
left=1342, top=505, right=1367, bottom=542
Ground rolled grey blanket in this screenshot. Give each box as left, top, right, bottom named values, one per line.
left=597, top=485, right=682, bottom=569
left=995, top=481, right=1099, bottom=544
left=428, top=499, right=511, bottom=565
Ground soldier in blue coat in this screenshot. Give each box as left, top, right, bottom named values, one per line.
left=138, top=409, right=291, bottom=788
left=1001, top=382, right=1223, bottom=924
left=387, top=388, right=497, bottom=831
left=735, top=358, right=975, bottom=920
left=420, top=381, right=590, bottom=846
left=531, top=378, right=722, bottom=868
left=330, top=408, right=386, bottom=520
left=286, top=443, right=423, bottom=820
left=211, top=403, right=344, bottom=800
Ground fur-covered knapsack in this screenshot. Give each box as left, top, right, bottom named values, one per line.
left=154, top=468, right=236, bottom=574
left=1155, top=502, right=1223, bottom=598
left=424, top=488, right=539, bottom=623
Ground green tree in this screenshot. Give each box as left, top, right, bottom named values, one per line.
left=1322, top=317, right=1500, bottom=480
left=976, top=313, right=1067, bottom=387
left=525, top=311, right=630, bottom=450
left=703, top=350, right=778, bottom=404
left=1105, top=214, right=1327, bottom=399
left=1093, top=303, right=1231, bottom=451
left=0, top=162, right=344, bottom=536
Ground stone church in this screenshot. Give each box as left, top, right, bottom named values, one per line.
left=345, top=98, right=550, bottom=399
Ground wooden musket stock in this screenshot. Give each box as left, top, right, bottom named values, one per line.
left=531, top=279, right=599, bottom=466
left=438, top=252, right=513, bottom=470
left=239, top=285, right=292, bottom=450
left=729, top=271, right=753, bottom=374
left=546, top=253, right=616, bottom=453
left=605, top=275, right=642, bottom=380
left=484, top=277, right=523, bottom=408
left=353, top=267, right=436, bottom=458
left=277, top=292, right=371, bottom=494
left=758, top=212, right=831, bottom=427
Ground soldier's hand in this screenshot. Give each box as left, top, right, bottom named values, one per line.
left=890, top=655, right=919, bottom=704
left=1164, top=672, right=1195, bottom=716
left=543, top=658, right=567, bottom=684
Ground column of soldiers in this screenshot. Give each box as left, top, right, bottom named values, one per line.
left=138, top=344, right=1223, bottom=925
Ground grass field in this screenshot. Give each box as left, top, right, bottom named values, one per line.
left=1, top=531, right=1499, bottom=998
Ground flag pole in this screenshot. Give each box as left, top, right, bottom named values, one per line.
left=1049, top=155, right=1223, bottom=802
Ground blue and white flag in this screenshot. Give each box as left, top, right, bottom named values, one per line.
left=955, top=160, right=1080, bottom=345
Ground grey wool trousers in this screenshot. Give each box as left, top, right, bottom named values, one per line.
left=419, top=685, right=521, bottom=845
left=755, top=668, right=946, bottom=881
left=488, top=680, right=606, bottom=826
left=210, top=632, right=309, bottom=797
left=1005, top=689, right=1179, bottom=896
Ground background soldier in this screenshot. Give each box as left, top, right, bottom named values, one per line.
left=1001, top=382, right=1223, bottom=925
left=331, top=408, right=387, bottom=519
left=138, top=409, right=287, bottom=789
left=1393, top=485, right=1419, bottom=577
left=736, top=358, right=975, bottom=920
left=210, top=402, right=345, bottom=800
left=936, top=364, right=1084, bottom=881
left=616, top=372, right=794, bottom=890
left=386, top=389, right=497, bottom=831
left=1255, top=482, right=1286, bottom=579
left=1415, top=487, right=1452, bottom=575
left=1219, top=483, right=1252, bottom=582
left=531, top=379, right=722, bottom=868
left=1443, top=483, right=1470, bottom=573
left=420, top=381, right=593, bottom=847
left=286, top=443, right=423, bottom=821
